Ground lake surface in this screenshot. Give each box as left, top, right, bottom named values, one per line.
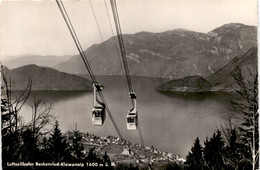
left=19, top=76, right=233, bottom=157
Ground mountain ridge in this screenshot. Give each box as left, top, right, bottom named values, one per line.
left=6, top=64, right=93, bottom=91
left=54, top=23, right=257, bottom=79
left=156, top=47, right=257, bottom=92
left=207, top=47, right=257, bottom=90
left=2, top=54, right=72, bottom=69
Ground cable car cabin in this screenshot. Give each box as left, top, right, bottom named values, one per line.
left=127, top=112, right=137, bottom=130
left=92, top=83, right=106, bottom=126
left=127, top=92, right=138, bottom=130
left=92, top=106, right=105, bottom=126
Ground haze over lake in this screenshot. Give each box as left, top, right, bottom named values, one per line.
left=18, top=76, right=232, bottom=157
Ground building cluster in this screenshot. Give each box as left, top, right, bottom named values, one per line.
left=78, top=133, right=186, bottom=166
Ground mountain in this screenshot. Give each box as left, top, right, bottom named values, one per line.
left=54, top=23, right=257, bottom=78
left=206, top=47, right=257, bottom=90
left=7, top=64, right=92, bottom=91
left=2, top=54, right=72, bottom=69
left=156, top=76, right=211, bottom=92
left=156, top=47, right=257, bottom=92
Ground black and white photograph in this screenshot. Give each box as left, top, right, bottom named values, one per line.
left=1, top=0, right=258, bottom=169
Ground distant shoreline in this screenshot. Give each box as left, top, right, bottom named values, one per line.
left=156, top=88, right=235, bottom=93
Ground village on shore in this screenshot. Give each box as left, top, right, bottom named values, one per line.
left=66, top=131, right=185, bottom=167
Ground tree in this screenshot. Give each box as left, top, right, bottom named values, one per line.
left=115, top=163, right=139, bottom=170
left=28, top=98, right=55, bottom=136
left=161, top=162, right=184, bottom=170
left=185, top=137, right=204, bottom=170
left=48, top=120, right=71, bottom=162
left=231, top=65, right=258, bottom=169
left=103, top=151, right=111, bottom=167
left=1, top=65, right=32, bottom=165
left=69, top=130, right=85, bottom=162
left=203, top=130, right=225, bottom=169
left=38, top=135, right=50, bottom=162
left=222, top=127, right=244, bottom=169
left=85, top=147, right=102, bottom=163
left=19, top=128, right=39, bottom=162
left=220, top=117, right=243, bottom=169
left=1, top=65, right=32, bottom=134
left=23, top=98, right=55, bottom=163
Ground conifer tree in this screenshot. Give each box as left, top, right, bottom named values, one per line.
left=232, top=65, right=258, bottom=169
left=185, top=137, right=204, bottom=170
left=20, top=128, right=39, bottom=162
left=48, top=120, right=71, bottom=162
left=203, top=130, right=225, bottom=169
left=69, top=130, right=85, bottom=162
left=223, top=129, right=242, bottom=169
left=39, top=135, right=50, bottom=162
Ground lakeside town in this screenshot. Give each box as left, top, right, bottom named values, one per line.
left=65, top=131, right=186, bottom=168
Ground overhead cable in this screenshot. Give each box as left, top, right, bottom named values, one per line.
left=56, top=0, right=123, bottom=139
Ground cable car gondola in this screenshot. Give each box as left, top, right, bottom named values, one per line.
left=92, top=83, right=106, bottom=126
left=127, top=92, right=138, bottom=130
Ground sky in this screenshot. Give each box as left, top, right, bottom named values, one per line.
left=0, top=0, right=258, bottom=59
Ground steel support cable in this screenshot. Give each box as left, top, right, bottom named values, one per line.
left=110, top=0, right=135, bottom=108
left=110, top=0, right=133, bottom=93
left=88, top=0, right=110, bottom=59
left=98, top=91, right=123, bottom=139
left=88, top=0, right=124, bottom=78
left=88, top=0, right=128, bottom=115
left=56, top=0, right=96, bottom=83
left=109, top=0, right=134, bottom=107
left=103, top=2, right=144, bottom=147
left=103, top=0, right=131, bottom=109
left=60, top=1, right=97, bottom=83
left=56, top=0, right=123, bottom=139
left=104, top=1, right=125, bottom=74
left=109, top=0, right=145, bottom=146
left=113, top=5, right=132, bottom=91
left=138, top=123, right=144, bottom=146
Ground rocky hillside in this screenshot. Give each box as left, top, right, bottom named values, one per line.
left=54, top=23, right=257, bottom=79
left=206, top=47, right=257, bottom=90
left=156, top=47, right=257, bottom=92
left=6, top=64, right=92, bottom=91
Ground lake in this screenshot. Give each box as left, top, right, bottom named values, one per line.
left=19, top=76, right=233, bottom=157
